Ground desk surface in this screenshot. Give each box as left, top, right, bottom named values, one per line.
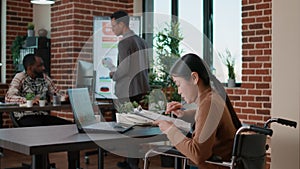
left=0, top=102, right=113, bottom=113
left=0, top=104, right=71, bottom=112
left=0, top=124, right=165, bottom=155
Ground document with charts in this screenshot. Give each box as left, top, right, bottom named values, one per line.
left=120, top=109, right=191, bottom=132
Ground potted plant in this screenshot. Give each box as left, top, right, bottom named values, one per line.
left=39, top=93, right=47, bottom=107
left=218, top=48, right=236, bottom=87
left=152, top=21, right=183, bottom=102
left=27, top=22, right=35, bottom=37
left=11, top=36, right=26, bottom=73
left=115, top=101, right=139, bottom=123
left=25, top=93, right=35, bottom=107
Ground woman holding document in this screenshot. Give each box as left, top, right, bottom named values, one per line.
left=153, top=53, right=241, bottom=169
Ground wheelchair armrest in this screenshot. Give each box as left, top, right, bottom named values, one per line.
left=205, top=160, right=232, bottom=168
left=207, top=155, right=223, bottom=163
left=155, top=146, right=183, bottom=156
left=205, top=155, right=232, bottom=168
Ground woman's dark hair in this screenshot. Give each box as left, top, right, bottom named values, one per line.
left=170, top=53, right=242, bottom=129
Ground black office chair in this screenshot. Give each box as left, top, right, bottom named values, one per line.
left=143, top=118, right=297, bottom=169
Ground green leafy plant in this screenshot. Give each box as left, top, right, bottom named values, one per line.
left=25, top=93, right=35, bottom=100
left=115, top=101, right=139, bottom=114
left=218, top=48, right=236, bottom=80
left=27, top=22, right=35, bottom=30
left=39, top=93, right=46, bottom=100
left=11, top=36, right=26, bottom=72
left=151, top=21, right=183, bottom=102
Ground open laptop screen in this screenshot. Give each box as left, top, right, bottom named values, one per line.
left=68, top=88, right=98, bottom=132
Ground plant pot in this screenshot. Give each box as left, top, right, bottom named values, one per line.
left=27, top=30, right=35, bottom=37
left=228, top=79, right=236, bottom=88
left=26, top=100, right=33, bottom=107
left=39, top=100, right=46, bottom=107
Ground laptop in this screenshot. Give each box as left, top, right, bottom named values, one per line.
left=68, top=88, right=134, bottom=133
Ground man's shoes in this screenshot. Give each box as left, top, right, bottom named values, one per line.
left=117, top=161, right=131, bottom=169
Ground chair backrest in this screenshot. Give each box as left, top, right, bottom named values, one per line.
left=9, top=112, right=20, bottom=127
left=234, top=133, right=267, bottom=169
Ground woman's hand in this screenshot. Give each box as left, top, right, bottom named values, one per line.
left=153, top=120, right=174, bottom=133
left=165, top=101, right=185, bottom=117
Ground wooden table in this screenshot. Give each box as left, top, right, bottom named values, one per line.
left=0, top=124, right=165, bottom=169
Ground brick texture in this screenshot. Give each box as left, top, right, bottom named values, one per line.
left=6, top=0, right=33, bottom=81
left=228, top=0, right=272, bottom=167
left=232, top=0, right=272, bottom=125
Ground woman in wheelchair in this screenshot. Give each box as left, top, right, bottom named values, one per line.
left=153, top=53, right=242, bottom=169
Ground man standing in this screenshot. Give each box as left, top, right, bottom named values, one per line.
left=110, top=10, right=150, bottom=104
left=110, top=10, right=150, bottom=169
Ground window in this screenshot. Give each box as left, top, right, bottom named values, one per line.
left=213, top=0, right=242, bottom=83
left=146, top=0, right=241, bottom=83
left=178, top=0, right=203, bottom=56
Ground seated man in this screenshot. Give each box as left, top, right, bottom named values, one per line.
left=5, top=53, right=79, bottom=169
left=5, top=53, right=72, bottom=126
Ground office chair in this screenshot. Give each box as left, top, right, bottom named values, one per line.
left=143, top=118, right=297, bottom=169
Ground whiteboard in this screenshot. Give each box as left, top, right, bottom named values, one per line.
left=93, top=16, right=141, bottom=99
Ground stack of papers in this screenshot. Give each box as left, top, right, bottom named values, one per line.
left=117, top=109, right=191, bottom=132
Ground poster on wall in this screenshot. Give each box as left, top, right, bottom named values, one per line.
left=93, top=16, right=141, bottom=99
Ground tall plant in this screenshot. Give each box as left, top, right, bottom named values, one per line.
left=11, top=36, right=26, bottom=72
left=218, top=48, right=236, bottom=80
left=152, top=21, right=183, bottom=101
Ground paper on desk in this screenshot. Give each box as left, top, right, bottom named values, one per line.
left=116, top=113, right=153, bottom=126
left=133, top=109, right=191, bottom=132
left=102, top=57, right=117, bottom=72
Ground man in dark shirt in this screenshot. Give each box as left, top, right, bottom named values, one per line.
left=109, top=10, right=150, bottom=169
left=109, top=10, right=150, bottom=104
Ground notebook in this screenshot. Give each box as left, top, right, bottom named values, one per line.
left=68, top=88, right=134, bottom=133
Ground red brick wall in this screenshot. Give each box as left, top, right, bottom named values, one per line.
left=6, top=0, right=33, bottom=81
left=230, top=1, right=272, bottom=168
left=228, top=0, right=272, bottom=127
left=3, top=0, right=33, bottom=127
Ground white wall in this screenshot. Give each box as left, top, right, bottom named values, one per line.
left=272, top=0, right=300, bottom=168
left=33, top=4, right=51, bottom=38
left=1, top=0, right=7, bottom=83
left=134, top=0, right=143, bottom=14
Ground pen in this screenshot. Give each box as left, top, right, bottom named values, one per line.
left=181, top=101, right=187, bottom=110
left=171, top=101, right=186, bottom=118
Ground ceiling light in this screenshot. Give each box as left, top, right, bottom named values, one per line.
left=31, top=0, right=55, bottom=5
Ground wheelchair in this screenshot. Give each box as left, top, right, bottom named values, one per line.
left=143, top=118, right=297, bottom=169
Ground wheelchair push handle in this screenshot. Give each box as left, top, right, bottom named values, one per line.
left=277, top=118, right=297, bottom=128
left=264, top=118, right=297, bottom=128
left=249, top=125, right=273, bottom=136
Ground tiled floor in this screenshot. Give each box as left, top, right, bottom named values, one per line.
left=0, top=148, right=173, bottom=169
